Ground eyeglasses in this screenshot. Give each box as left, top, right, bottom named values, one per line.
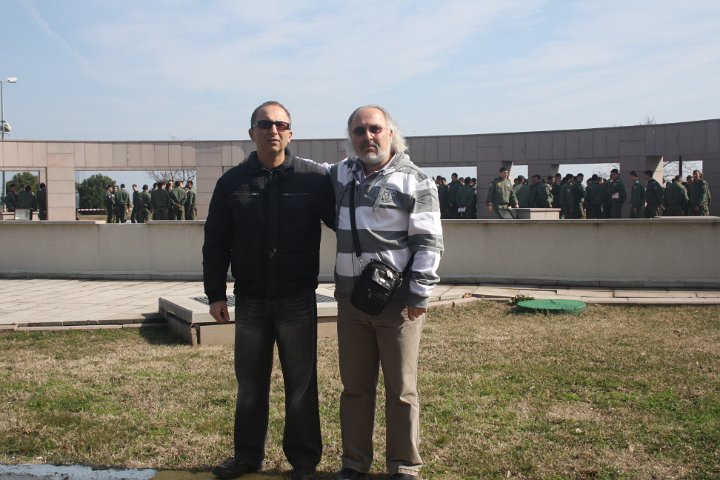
left=351, top=125, right=384, bottom=136
left=253, top=120, right=291, bottom=132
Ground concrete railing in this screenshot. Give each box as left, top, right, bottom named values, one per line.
left=1, top=218, right=718, bottom=288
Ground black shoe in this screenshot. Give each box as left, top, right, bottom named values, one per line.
left=211, top=458, right=258, bottom=479
left=290, top=465, right=317, bottom=480
left=390, top=475, right=417, bottom=480
left=336, top=467, right=368, bottom=480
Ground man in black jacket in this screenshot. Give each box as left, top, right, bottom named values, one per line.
left=203, top=101, right=335, bottom=480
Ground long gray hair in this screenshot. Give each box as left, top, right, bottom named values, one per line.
left=345, top=105, right=408, bottom=158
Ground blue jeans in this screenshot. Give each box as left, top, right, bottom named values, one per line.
left=232, top=289, right=321, bottom=469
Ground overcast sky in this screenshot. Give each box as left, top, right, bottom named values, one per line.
left=2, top=0, right=719, bottom=146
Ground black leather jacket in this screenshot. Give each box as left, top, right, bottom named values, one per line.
left=203, top=150, right=335, bottom=302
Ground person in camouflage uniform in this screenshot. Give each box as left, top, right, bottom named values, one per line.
left=486, top=167, right=518, bottom=218
left=663, top=175, right=688, bottom=216
left=688, top=170, right=711, bottom=216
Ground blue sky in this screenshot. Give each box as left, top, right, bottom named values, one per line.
left=2, top=0, right=719, bottom=146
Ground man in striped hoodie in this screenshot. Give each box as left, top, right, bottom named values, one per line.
left=328, top=105, right=444, bottom=480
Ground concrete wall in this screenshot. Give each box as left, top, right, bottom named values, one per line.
left=1, top=219, right=718, bottom=288
left=1, top=118, right=719, bottom=221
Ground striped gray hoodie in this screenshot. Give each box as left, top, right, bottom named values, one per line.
left=328, top=153, right=444, bottom=308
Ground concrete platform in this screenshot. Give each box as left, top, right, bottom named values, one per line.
left=159, top=285, right=338, bottom=345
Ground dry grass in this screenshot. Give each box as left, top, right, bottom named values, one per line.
left=1, top=302, right=719, bottom=479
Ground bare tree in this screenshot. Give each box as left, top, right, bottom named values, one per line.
left=148, top=170, right=197, bottom=184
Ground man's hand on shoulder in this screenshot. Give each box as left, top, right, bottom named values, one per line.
left=209, top=300, right=231, bottom=323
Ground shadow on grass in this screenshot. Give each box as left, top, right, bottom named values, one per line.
left=138, top=325, right=186, bottom=346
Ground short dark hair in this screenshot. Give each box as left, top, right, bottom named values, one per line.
left=643, top=170, right=653, bottom=176
left=630, top=170, right=638, bottom=177
left=610, top=168, right=619, bottom=174
left=250, top=101, right=291, bottom=127
left=499, top=167, right=508, bottom=173
left=120, top=184, right=125, bottom=189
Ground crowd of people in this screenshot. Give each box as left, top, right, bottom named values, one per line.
left=2, top=182, right=48, bottom=220
left=435, top=168, right=712, bottom=219
left=103, top=180, right=197, bottom=223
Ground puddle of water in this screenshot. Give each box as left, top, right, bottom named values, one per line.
left=0, top=464, right=156, bottom=479
left=0, top=465, right=284, bottom=480
left=152, top=473, right=281, bottom=479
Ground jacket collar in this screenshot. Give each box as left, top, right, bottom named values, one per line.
left=247, top=148, right=295, bottom=175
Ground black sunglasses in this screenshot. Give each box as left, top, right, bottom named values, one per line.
left=351, top=125, right=384, bottom=136
left=253, top=120, right=291, bottom=132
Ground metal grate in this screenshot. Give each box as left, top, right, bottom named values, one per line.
left=193, top=293, right=335, bottom=307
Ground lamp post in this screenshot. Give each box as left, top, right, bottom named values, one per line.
left=1, top=76, right=18, bottom=140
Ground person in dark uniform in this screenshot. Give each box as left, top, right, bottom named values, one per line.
left=529, top=175, right=552, bottom=208
left=4, top=183, right=18, bottom=212
left=551, top=173, right=562, bottom=209
left=130, top=184, right=141, bottom=223
left=138, top=184, right=152, bottom=223
left=663, top=175, right=688, bottom=216
left=643, top=170, right=664, bottom=218
left=184, top=180, right=197, bottom=220
left=559, top=174, right=575, bottom=219
left=114, top=184, right=131, bottom=223
left=151, top=180, right=171, bottom=220
left=104, top=185, right=115, bottom=223
left=688, top=169, right=711, bottom=216
left=16, top=185, right=37, bottom=219
left=447, top=173, right=460, bottom=219
left=584, top=174, right=604, bottom=219
left=170, top=180, right=187, bottom=220
left=37, top=183, right=48, bottom=220
left=629, top=171, right=644, bottom=218
left=606, top=169, right=626, bottom=218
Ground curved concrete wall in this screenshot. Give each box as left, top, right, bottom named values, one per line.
left=1, top=219, right=718, bottom=288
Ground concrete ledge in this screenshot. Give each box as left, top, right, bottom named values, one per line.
left=1, top=219, right=719, bottom=288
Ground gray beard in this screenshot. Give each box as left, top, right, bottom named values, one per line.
left=353, top=142, right=392, bottom=166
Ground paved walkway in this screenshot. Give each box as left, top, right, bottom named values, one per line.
left=1, top=279, right=719, bottom=332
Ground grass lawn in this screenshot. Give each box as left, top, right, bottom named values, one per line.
left=1, top=302, right=718, bottom=479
